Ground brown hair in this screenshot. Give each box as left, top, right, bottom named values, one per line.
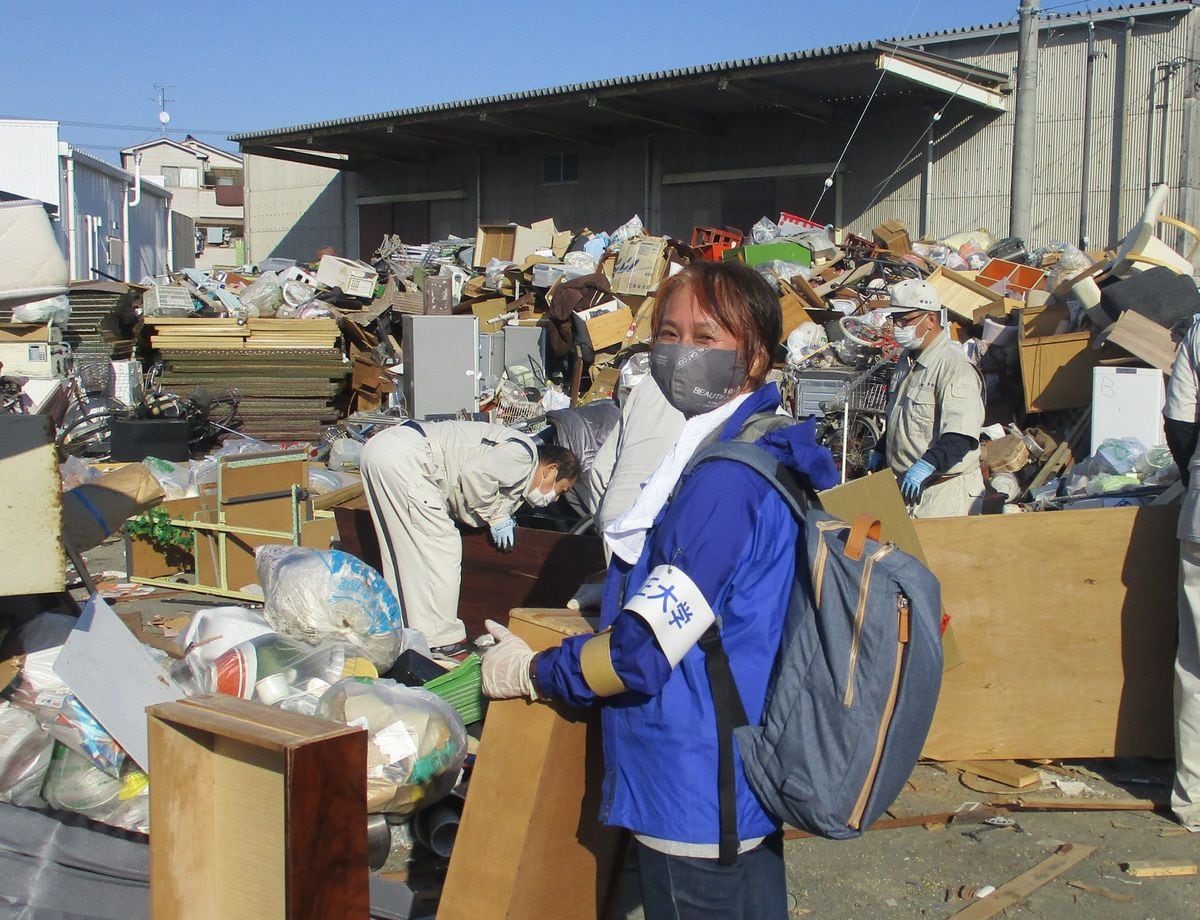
left=652, top=261, right=780, bottom=386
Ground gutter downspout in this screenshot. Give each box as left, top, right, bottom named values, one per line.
left=1179, top=6, right=1200, bottom=259
left=123, top=153, right=141, bottom=282
left=1079, top=20, right=1098, bottom=249
left=64, top=152, right=77, bottom=280
left=921, top=110, right=936, bottom=239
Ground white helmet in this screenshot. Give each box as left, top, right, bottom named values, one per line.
left=887, top=278, right=941, bottom=312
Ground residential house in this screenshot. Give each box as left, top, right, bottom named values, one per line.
left=122, top=136, right=244, bottom=270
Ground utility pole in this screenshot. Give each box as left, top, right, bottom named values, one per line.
left=1010, top=0, right=1040, bottom=243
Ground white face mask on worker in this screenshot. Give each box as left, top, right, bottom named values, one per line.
left=525, top=486, right=557, bottom=508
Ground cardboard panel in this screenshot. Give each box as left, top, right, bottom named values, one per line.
left=439, top=610, right=626, bottom=920
left=0, top=416, right=65, bottom=596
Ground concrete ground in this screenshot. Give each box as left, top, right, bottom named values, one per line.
left=68, top=536, right=1199, bottom=919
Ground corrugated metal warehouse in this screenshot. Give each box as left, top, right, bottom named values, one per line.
left=232, top=1, right=1200, bottom=264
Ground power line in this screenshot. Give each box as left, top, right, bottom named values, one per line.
left=0, top=116, right=239, bottom=137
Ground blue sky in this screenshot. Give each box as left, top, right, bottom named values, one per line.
left=0, top=0, right=1088, bottom=162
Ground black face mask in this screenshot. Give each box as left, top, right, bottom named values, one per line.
left=650, top=343, right=747, bottom=417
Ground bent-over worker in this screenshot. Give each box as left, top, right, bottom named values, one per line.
left=1164, top=315, right=1200, bottom=833
left=870, top=278, right=984, bottom=518
left=360, top=420, right=579, bottom=655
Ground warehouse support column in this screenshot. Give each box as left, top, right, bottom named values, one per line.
left=1010, top=0, right=1040, bottom=243
left=1179, top=7, right=1200, bottom=265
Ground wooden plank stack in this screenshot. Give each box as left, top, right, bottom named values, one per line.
left=144, top=318, right=349, bottom=442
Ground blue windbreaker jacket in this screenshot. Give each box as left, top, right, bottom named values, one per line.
left=536, top=384, right=839, bottom=844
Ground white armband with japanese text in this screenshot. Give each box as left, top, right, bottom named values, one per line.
left=624, top=565, right=716, bottom=667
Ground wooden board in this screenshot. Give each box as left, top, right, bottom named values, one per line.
left=1123, top=861, right=1198, bottom=877
left=1098, top=309, right=1178, bottom=373
left=915, top=506, right=1179, bottom=760
left=927, top=267, right=1006, bottom=324
left=1018, top=304, right=1103, bottom=412
left=148, top=695, right=368, bottom=920
left=0, top=416, right=65, bottom=596
left=950, top=844, right=1097, bottom=919
left=439, top=610, right=626, bottom=920
left=944, top=760, right=1040, bottom=789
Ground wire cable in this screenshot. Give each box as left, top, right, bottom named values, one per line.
left=808, top=0, right=927, bottom=220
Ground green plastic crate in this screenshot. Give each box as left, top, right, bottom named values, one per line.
left=723, top=240, right=813, bottom=268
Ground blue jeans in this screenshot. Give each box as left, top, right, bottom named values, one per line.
left=635, top=834, right=787, bottom=920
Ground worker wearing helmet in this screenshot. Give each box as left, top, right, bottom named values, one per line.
left=868, top=278, right=985, bottom=518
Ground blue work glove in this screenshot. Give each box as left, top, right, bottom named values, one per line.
left=866, top=449, right=886, bottom=473
left=900, top=459, right=936, bottom=502
left=490, top=518, right=517, bottom=553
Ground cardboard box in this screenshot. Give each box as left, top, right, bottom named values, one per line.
left=872, top=220, right=911, bottom=255
left=316, top=255, right=377, bottom=299
left=148, top=695, right=368, bottom=919
left=580, top=303, right=635, bottom=351
left=611, top=236, right=668, bottom=297
left=474, top=224, right=554, bottom=268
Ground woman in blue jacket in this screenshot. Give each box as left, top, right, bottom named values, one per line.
left=482, top=261, right=838, bottom=919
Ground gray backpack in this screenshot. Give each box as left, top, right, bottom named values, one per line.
left=685, top=441, right=943, bottom=863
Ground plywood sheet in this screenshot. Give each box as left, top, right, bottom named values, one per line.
left=915, top=506, right=1178, bottom=760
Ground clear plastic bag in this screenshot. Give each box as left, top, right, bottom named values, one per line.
left=255, top=545, right=407, bottom=669
left=751, top=216, right=780, bottom=244
left=41, top=742, right=149, bottom=834
left=142, top=456, right=195, bottom=500
left=0, top=702, right=53, bottom=807
left=609, top=215, right=644, bottom=251
left=318, top=678, right=467, bottom=815
left=1094, top=437, right=1148, bottom=475
left=238, top=271, right=283, bottom=317
left=191, top=632, right=376, bottom=716
left=786, top=322, right=829, bottom=367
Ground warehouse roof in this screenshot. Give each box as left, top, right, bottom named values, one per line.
left=230, top=0, right=1193, bottom=169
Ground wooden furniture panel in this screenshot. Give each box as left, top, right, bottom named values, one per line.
left=438, top=609, right=626, bottom=920
left=148, top=695, right=368, bottom=920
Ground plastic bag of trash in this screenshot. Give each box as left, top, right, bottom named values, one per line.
left=786, top=322, right=829, bottom=367
left=238, top=271, right=283, bottom=317
left=142, top=456, right=194, bottom=500
left=756, top=260, right=812, bottom=287
left=59, top=455, right=100, bottom=491
left=1094, top=437, right=1148, bottom=475
left=609, top=215, right=644, bottom=251
left=255, top=545, right=407, bottom=670
left=1045, top=244, right=1093, bottom=293
left=751, top=216, right=780, bottom=244
left=0, top=702, right=53, bottom=807
left=484, top=258, right=515, bottom=290
left=191, top=632, right=376, bottom=715
left=958, top=239, right=989, bottom=271
left=318, top=678, right=468, bottom=815
left=41, top=742, right=148, bottom=834
left=12, top=294, right=71, bottom=325
left=563, top=250, right=597, bottom=272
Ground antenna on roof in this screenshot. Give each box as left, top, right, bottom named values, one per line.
left=152, top=83, right=175, bottom=135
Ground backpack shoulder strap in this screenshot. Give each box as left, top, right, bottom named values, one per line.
left=685, top=440, right=809, bottom=522
left=686, top=437, right=811, bottom=866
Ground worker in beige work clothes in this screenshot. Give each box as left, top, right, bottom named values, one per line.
left=868, top=278, right=984, bottom=518
left=360, top=420, right=579, bottom=656
left=1163, top=315, right=1200, bottom=832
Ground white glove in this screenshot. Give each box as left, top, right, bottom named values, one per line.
left=480, top=619, right=537, bottom=700
left=566, top=581, right=605, bottom=611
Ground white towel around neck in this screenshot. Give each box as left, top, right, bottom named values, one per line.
left=604, top=392, right=751, bottom=564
